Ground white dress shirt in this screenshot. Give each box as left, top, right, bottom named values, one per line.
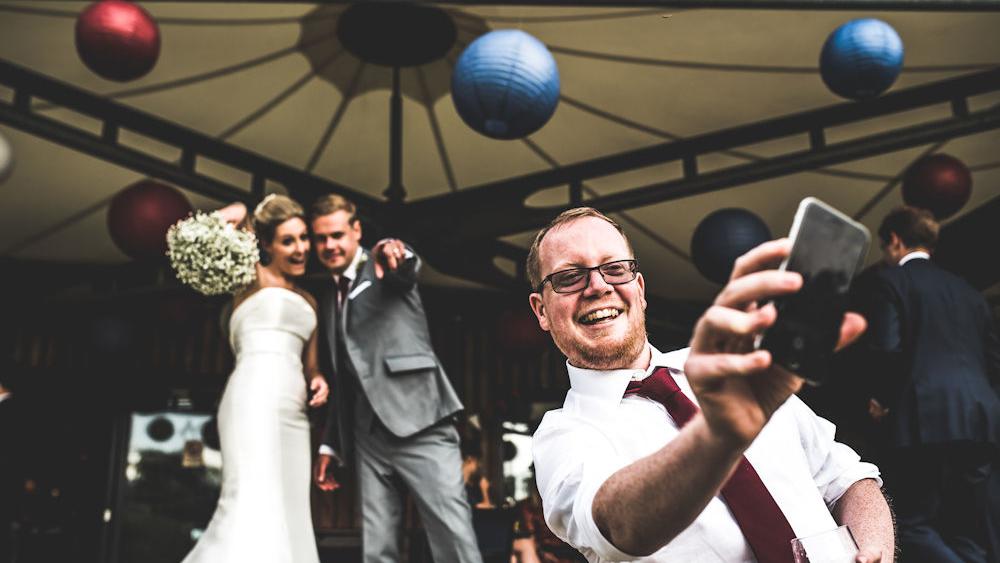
left=532, top=345, right=881, bottom=562
left=898, top=250, right=930, bottom=266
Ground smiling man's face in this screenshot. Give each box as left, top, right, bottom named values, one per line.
left=529, top=216, right=648, bottom=370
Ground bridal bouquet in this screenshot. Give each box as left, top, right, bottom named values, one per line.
left=166, top=211, right=259, bottom=296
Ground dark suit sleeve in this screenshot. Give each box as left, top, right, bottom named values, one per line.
left=321, top=396, right=340, bottom=452
left=857, top=276, right=906, bottom=408
left=315, top=289, right=341, bottom=453
left=381, top=244, right=420, bottom=293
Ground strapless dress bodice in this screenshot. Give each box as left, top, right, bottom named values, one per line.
left=229, top=287, right=315, bottom=359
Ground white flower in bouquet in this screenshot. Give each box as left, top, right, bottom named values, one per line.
left=166, top=211, right=259, bottom=296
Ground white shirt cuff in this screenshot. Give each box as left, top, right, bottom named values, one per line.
left=318, top=445, right=343, bottom=466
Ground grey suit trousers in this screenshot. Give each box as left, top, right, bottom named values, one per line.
left=353, top=395, right=482, bottom=563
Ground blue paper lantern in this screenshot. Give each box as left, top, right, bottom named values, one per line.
left=820, top=19, right=904, bottom=100
left=691, top=209, right=772, bottom=284
left=452, top=30, right=560, bottom=140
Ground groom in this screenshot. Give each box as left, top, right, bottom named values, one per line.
left=309, top=194, right=482, bottom=563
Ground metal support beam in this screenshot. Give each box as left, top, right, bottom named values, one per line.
left=0, top=100, right=250, bottom=204
left=406, top=68, right=1000, bottom=239
left=589, top=105, right=1000, bottom=212
left=0, top=58, right=384, bottom=218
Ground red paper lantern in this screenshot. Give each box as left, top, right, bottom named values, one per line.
left=497, top=309, right=549, bottom=354
left=107, top=180, right=191, bottom=260
left=76, top=1, right=160, bottom=82
left=902, top=154, right=972, bottom=220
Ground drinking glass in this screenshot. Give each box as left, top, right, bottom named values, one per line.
left=791, top=525, right=858, bottom=563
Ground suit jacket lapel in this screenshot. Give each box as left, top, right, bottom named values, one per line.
left=346, top=248, right=375, bottom=327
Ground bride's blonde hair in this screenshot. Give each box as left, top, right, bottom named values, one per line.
left=252, top=194, right=305, bottom=246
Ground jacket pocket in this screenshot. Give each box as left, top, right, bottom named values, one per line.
left=384, top=353, right=437, bottom=376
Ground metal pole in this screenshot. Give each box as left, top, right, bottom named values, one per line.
left=384, top=66, right=406, bottom=203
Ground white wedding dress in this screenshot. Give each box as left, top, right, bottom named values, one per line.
left=182, top=287, right=320, bottom=563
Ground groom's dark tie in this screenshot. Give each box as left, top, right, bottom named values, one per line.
left=624, top=367, right=796, bottom=563
left=336, top=275, right=351, bottom=315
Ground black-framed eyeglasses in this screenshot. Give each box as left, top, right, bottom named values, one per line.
left=536, top=259, right=639, bottom=294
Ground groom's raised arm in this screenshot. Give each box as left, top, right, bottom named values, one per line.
left=372, top=237, right=419, bottom=292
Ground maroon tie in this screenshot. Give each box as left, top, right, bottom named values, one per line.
left=624, top=367, right=796, bottom=563
left=336, top=275, right=351, bottom=314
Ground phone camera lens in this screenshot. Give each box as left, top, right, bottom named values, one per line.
left=792, top=336, right=805, bottom=350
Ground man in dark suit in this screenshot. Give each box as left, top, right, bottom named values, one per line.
left=308, top=194, right=481, bottom=563
left=855, top=206, right=1000, bottom=562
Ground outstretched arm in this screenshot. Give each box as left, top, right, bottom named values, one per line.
left=218, top=202, right=249, bottom=227
left=592, top=240, right=867, bottom=556
left=372, top=238, right=419, bottom=290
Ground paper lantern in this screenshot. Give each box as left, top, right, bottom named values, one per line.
left=76, top=0, right=160, bottom=82
left=820, top=19, right=904, bottom=100
left=452, top=30, right=560, bottom=139
left=902, top=154, right=972, bottom=219
left=107, top=180, right=192, bottom=260
left=691, top=209, right=772, bottom=284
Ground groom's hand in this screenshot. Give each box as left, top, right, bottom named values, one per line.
left=314, top=454, right=341, bottom=492
left=372, top=238, right=407, bottom=279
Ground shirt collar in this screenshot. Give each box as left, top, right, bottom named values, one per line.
left=564, top=343, right=690, bottom=416
left=338, top=247, right=366, bottom=283
left=899, top=250, right=930, bottom=266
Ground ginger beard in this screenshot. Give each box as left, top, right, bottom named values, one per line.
left=555, top=301, right=647, bottom=370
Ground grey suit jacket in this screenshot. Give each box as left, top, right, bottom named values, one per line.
left=319, top=247, right=464, bottom=461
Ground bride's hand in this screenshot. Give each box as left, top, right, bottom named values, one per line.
left=218, top=202, right=248, bottom=227
left=308, top=376, right=329, bottom=407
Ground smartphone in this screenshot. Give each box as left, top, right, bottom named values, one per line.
left=757, top=197, right=870, bottom=385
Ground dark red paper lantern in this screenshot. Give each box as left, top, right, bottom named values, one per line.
left=76, top=1, right=160, bottom=82
left=107, top=180, right=191, bottom=260
left=497, top=309, right=549, bottom=354
left=902, top=153, right=972, bottom=220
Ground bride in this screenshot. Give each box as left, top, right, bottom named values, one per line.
left=182, top=194, right=328, bottom=563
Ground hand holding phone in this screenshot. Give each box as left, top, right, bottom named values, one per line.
left=757, top=198, right=870, bottom=385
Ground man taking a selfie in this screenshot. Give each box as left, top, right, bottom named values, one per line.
left=529, top=207, right=895, bottom=562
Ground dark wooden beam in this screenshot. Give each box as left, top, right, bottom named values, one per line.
left=0, top=58, right=384, bottom=218
left=406, top=69, right=1000, bottom=239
